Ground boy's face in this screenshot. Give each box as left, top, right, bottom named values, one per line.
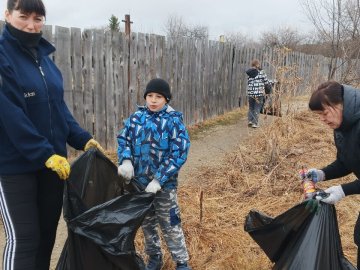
left=145, top=92, right=167, bottom=112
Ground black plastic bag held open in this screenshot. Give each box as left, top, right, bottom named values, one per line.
left=244, top=201, right=356, bottom=270
left=56, top=149, right=155, bottom=270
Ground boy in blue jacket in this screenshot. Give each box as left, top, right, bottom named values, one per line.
left=117, top=78, right=191, bottom=270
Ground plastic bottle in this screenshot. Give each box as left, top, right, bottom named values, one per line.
left=299, top=167, right=316, bottom=199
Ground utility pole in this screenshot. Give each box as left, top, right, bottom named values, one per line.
left=122, top=14, right=133, bottom=36
left=122, top=14, right=133, bottom=109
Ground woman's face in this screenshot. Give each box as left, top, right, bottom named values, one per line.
left=145, top=92, right=167, bottom=112
left=314, top=104, right=343, bottom=129
left=5, top=9, right=45, bottom=33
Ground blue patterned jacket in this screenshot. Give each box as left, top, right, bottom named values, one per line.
left=117, top=104, right=190, bottom=190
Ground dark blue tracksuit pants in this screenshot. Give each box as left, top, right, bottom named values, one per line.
left=0, top=169, right=64, bottom=270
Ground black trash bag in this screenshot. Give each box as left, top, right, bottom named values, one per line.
left=244, top=201, right=356, bottom=270
left=260, top=94, right=282, bottom=117
left=56, top=148, right=155, bottom=270
left=264, top=83, right=272, bottom=95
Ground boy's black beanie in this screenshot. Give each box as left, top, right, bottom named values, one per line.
left=144, top=78, right=171, bottom=102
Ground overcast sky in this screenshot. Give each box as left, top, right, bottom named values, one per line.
left=0, top=0, right=313, bottom=40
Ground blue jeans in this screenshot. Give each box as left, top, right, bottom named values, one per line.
left=248, top=96, right=264, bottom=125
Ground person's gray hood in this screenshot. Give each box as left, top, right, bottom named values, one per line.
left=340, top=84, right=360, bottom=130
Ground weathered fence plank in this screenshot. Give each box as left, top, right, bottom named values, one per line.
left=70, top=27, right=84, bottom=129
left=81, top=29, right=94, bottom=136
left=104, top=31, right=116, bottom=150
left=112, top=31, right=127, bottom=145
left=93, top=30, right=106, bottom=146
left=54, top=26, right=73, bottom=112
left=137, top=32, right=147, bottom=106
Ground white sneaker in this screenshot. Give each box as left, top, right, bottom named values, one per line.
left=252, top=123, right=259, bottom=128
left=248, top=121, right=253, bottom=127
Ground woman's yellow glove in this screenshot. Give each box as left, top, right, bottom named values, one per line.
left=84, top=139, right=105, bottom=153
left=45, top=154, right=70, bottom=180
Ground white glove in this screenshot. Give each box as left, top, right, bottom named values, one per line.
left=117, top=160, right=134, bottom=181
left=321, top=185, right=345, bottom=204
left=145, top=179, right=161, bottom=193
left=306, top=168, right=325, bottom=183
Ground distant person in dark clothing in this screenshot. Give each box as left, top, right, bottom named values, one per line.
left=246, top=59, right=270, bottom=128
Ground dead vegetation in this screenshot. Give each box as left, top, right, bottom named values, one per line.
left=101, top=48, right=360, bottom=269
left=105, top=105, right=360, bottom=270
left=163, top=109, right=358, bottom=270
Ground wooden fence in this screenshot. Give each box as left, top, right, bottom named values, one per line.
left=0, top=21, right=339, bottom=150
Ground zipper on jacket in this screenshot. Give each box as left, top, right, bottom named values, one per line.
left=18, top=44, right=55, bottom=142
left=36, top=60, right=54, bottom=140
left=39, top=65, right=44, bottom=77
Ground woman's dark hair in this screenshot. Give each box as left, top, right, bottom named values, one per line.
left=7, top=0, right=46, bottom=17
left=309, top=80, right=344, bottom=111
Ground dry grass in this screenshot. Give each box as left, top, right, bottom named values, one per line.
left=174, top=109, right=357, bottom=269
left=106, top=48, right=358, bottom=269
left=105, top=105, right=359, bottom=270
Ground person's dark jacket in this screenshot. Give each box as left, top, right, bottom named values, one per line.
left=321, top=85, right=360, bottom=195
left=0, top=25, right=92, bottom=175
left=246, top=68, right=270, bottom=97
left=246, top=68, right=259, bottom=78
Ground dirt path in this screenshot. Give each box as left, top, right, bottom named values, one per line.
left=0, top=110, right=281, bottom=269
left=180, top=117, right=255, bottom=180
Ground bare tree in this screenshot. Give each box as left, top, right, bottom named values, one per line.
left=301, top=0, right=360, bottom=83
left=186, top=24, right=209, bottom=39
left=164, top=14, right=209, bottom=40
left=163, top=15, right=187, bottom=40
left=260, top=26, right=304, bottom=50
left=222, top=32, right=258, bottom=47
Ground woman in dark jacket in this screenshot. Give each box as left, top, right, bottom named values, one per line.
left=306, top=80, right=360, bottom=268
left=0, top=0, right=103, bottom=269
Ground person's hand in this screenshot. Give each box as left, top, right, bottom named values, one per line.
left=321, top=185, right=345, bottom=204
left=145, top=179, right=161, bottom=193
left=306, top=168, right=325, bottom=183
left=84, top=139, right=105, bottom=153
left=45, top=154, right=71, bottom=180
left=117, top=160, right=134, bottom=181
